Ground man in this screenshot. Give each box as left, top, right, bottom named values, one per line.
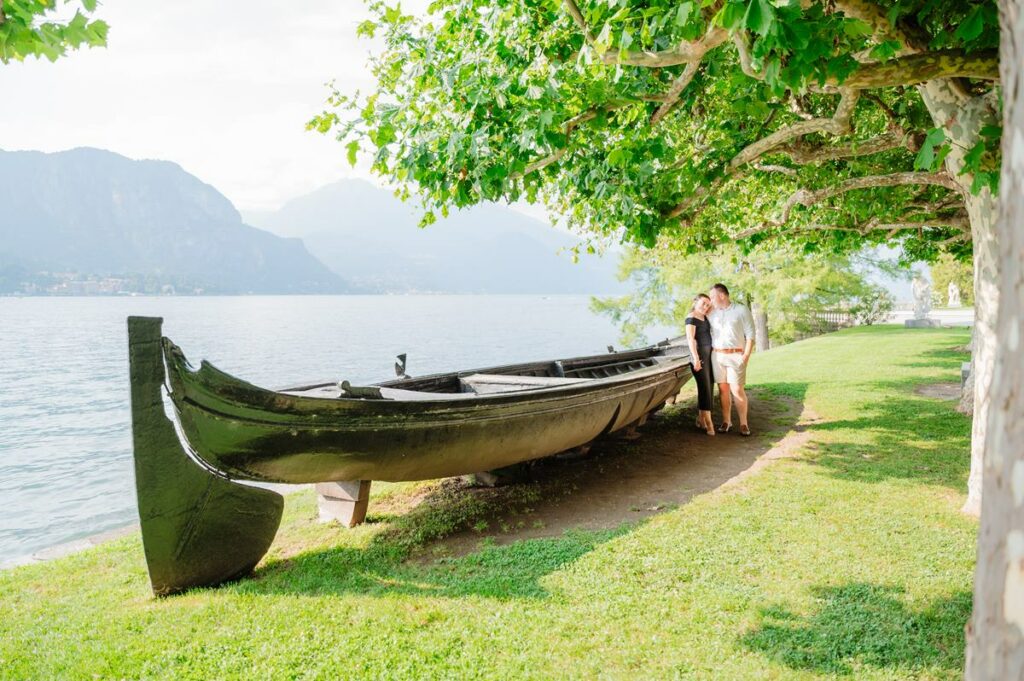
left=708, top=283, right=756, bottom=436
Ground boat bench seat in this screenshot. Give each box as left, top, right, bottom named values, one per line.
left=376, top=387, right=478, bottom=401
left=287, top=374, right=591, bottom=401
left=458, top=373, right=589, bottom=395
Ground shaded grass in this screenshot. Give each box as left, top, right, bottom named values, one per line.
left=0, top=326, right=976, bottom=679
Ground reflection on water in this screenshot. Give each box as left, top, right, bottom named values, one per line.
left=0, top=295, right=673, bottom=564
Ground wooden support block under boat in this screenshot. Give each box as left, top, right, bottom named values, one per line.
left=465, top=461, right=533, bottom=487
left=316, top=480, right=371, bottom=527
left=128, top=316, right=284, bottom=596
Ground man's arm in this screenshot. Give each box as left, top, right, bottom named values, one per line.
left=742, top=306, right=756, bottom=363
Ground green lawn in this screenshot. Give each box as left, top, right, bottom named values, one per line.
left=0, top=326, right=976, bottom=680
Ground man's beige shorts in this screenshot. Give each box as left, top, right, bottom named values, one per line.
left=712, top=351, right=747, bottom=387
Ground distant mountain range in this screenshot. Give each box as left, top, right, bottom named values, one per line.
left=0, top=147, right=623, bottom=295
left=243, top=179, right=623, bottom=294
left=0, top=148, right=348, bottom=294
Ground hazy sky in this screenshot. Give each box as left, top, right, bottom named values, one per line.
left=0, top=0, right=462, bottom=214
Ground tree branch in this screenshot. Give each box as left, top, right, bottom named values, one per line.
left=751, top=162, right=798, bottom=176
left=775, top=171, right=961, bottom=225
left=561, top=0, right=596, bottom=44
left=649, top=27, right=728, bottom=125
left=511, top=101, right=636, bottom=179
left=561, top=0, right=725, bottom=68
left=779, top=129, right=920, bottom=164
left=833, top=0, right=975, bottom=99
left=731, top=211, right=968, bottom=243
left=728, top=89, right=861, bottom=171
left=829, top=49, right=999, bottom=88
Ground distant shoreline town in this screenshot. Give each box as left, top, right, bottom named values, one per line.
left=3, top=271, right=205, bottom=296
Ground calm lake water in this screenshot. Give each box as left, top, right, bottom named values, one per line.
left=0, top=295, right=671, bottom=565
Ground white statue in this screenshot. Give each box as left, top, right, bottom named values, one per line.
left=912, top=273, right=932, bottom=319
left=948, top=281, right=962, bottom=307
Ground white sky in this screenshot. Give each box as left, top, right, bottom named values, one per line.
left=0, top=0, right=534, bottom=216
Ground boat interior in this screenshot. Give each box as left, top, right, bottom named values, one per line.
left=385, top=355, right=661, bottom=394
left=280, top=346, right=684, bottom=401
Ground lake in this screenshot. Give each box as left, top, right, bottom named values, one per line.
left=0, top=295, right=673, bottom=566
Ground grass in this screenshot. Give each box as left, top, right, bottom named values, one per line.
left=0, top=325, right=975, bottom=679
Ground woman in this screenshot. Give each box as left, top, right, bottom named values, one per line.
left=685, top=293, right=716, bottom=436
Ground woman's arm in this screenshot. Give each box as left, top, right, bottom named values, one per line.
left=685, top=323, right=701, bottom=370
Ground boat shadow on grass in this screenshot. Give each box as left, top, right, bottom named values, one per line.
left=740, top=583, right=972, bottom=676
left=231, top=383, right=808, bottom=601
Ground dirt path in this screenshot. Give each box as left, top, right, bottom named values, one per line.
left=400, top=387, right=821, bottom=560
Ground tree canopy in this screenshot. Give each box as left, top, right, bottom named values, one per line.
left=311, top=0, right=998, bottom=263
left=592, top=243, right=894, bottom=345
left=0, top=0, right=107, bottom=64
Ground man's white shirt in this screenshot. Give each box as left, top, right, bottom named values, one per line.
left=708, top=303, right=756, bottom=349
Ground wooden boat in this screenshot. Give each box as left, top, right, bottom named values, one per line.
left=127, top=316, right=691, bottom=595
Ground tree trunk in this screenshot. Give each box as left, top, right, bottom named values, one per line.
left=965, top=1, right=1024, bottom=674
left=959, top=363, right=976, bottom=415
left=960, top=325, right=977, bottom=414
left=753, top=305, right=770, bottom=351
left=962, top=188, right=999, bottom=516
left=918, top=81, right=1000, bottom=517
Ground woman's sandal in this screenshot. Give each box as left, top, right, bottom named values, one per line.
left=717, top=422, right=732, bottom=433
left=739, top=424, right=752, bottom=437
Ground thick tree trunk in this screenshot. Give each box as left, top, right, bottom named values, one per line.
left=963, top=190, right=1000, bottom=516
left=960, top=363, right=976, bottom=414
left=918, top=81, right=1000, bottom=517
left=965, top=1, right=1024, bottom=674
left=960, top=325, right=977, bottom=414
left=753, top=305, right=770, bottom=351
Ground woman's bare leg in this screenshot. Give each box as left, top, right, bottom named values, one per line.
left=700, top=409, right=715, bottom=435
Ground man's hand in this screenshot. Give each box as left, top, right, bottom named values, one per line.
left=741, top=354, right=750, bottom=366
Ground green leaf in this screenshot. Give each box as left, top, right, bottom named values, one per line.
left=676, top=1, right=693, bottom=26
left=345, top=140, right=360, bottom=167
left=607, top=147, right=628, bottom=167
left=960, top=141, right=985, bottom=176
left=619, top=27, right=633, bottom=51
left=743, top=0, right=774, bottom=35
left=980, top=124, right=1002, bottom=141
left=955, top=7, right=984, bottom=43
left=418, top=210, right=437, bottom=228
left=716, top=1, right=746, bottom=30
left=383, top=5, right=403, bottom=25
left=868, top=40, right=901, bottom=62
left=842, top=19, right=873, bottom=39
left=914, top=128, right=946, bottom=170
left=356, top=20, right=377, bottom=38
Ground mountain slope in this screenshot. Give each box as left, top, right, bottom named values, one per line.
left=244, top=179, right=624, bottom=294
left=0, top=148, right=348, bottom=294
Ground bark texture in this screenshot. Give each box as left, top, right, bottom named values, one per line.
left=753, top=306, right=770, bottom=352
left=917, top=81, right=1000, bottom=517
left=965, top=1, right=1024, bottom=675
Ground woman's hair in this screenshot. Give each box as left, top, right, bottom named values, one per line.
left=692, top=293, right=711, bottom=308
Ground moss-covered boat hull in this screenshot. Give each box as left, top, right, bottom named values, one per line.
left=128, top=315, right=690, bottom=595
left=164, top=341, right=691, bottom=483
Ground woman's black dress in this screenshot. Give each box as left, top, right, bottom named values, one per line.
left=685, top=315, right=714, bottom=411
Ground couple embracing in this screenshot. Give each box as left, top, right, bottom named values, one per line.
left=684, top=283, right=756, bottom=437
